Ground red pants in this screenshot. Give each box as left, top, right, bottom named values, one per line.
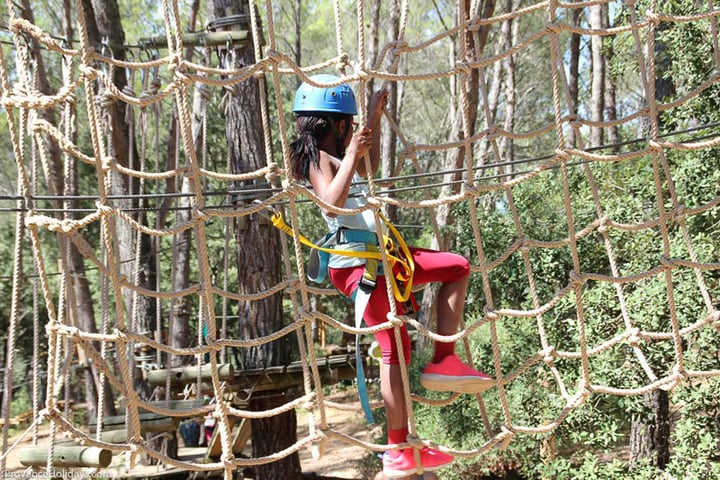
left=329, top=247, right=470, bottom=365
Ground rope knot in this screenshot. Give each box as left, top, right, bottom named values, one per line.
left=497, top=426, right=515, bottom=449
left=455, top=61, right=472, bottom=75
left=597, top=216, right=609, bottom=234
left=645, top=10, right=661, bottom=26
left=315, top=425, right=329, bottom=442
left=648, top=140, right=663, bottom=152
left=711, top=311, right=720, bottom=330
left=546, top=22, right=563, bottom=35
left=579, top=379, right=593, bottom=399
left=568, top=271, right=583, bottom=287
left=220, top=453, right=235, bottom=467
left=659, top=255, right=673, bottom=270
left=99, top=155, right=113, bottom=171
left=167, top=52, right=184, bottom=71
left=519, top=237, right=531, bottom=253
left=264, top=162, right=281, bottom=183
left=390, top=40, right=409, bottom=57
left=354, top=68, right=371, bottom=81
left=485, top=124, right=499, bottom=142
left=95, top=202, right=114, bottom=216
left=284, top=182, right=305, bottom=196
left=336, top=53, right=351, bottom=73
left=79, top=64, right=99, bottom=81
left=194, top=207, right=208, bottom=221
left=298, top=309, right=315, bottom=326
left=174, top=70, right=191, bottom=86
left=554, top=148, right=571, bottom=161
left=405, top=435, right=423, bottom=449
left=673, top=367, right=688, bottom=386
left=37, top=407, right=52, bottom=420
left=400, top=143, right=417, bottom=159
left=64, top=325, right=81, bottom=339
left=204, top=337, right=221, bottom=352
left=266, top=49, right=283, bottom=64
left=483, top=307, right=499, bottom=321
left=114, top=328, right=129, bottom=341
left=541, top=346, right=556, bottom=365
left=386, top=313, right=404, bottom=328
left=366, top=197, right=382, bottom=209
left=96, top=90, right=116, bottom=109
left=671, top=204, right=686, bottom=223
left=285, top=277, right=300, bottom=295
left=627, top=327, right=641, bottom=346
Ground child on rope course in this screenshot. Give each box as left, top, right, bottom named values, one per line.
left=288, top=74, right=495, bottom=478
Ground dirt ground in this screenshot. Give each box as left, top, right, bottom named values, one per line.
left=298, top=390, right=381, bottom=479
left=2, top=389, right=443, bottom=479
left=1, top=390, right=378, bottom=479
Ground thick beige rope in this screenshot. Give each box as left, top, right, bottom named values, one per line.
left=2, top=0, right=720, bottom=475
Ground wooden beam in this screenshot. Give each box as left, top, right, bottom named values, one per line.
left=138, top=30, right=248, bottom=49
left=90, top=416, right=178, bottom=434
left=96, top=418, right=178, bottom=444
left=146, top=363, right=234, bottom=386
left=18, top=446, right=112, bottom=468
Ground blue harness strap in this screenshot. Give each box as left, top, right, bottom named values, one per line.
left=306, top=228, right=381, bottom=424
left=352, top=285, right=375, bottom=424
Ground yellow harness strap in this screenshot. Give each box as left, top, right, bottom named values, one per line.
left=268, top=209, right=415, bottom=303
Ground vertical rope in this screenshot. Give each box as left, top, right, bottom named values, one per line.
left=547, top=0, right=591, bottom=392
left=259, top=0, right=331, bottom=460
left=1, top=176, right=26, bottom=475
left=333, top=0, right=345, bottom=73
left=160, top=2, right=233, bottom=478
left=3, top=0, right=720, bottom=474
left=643, top=0, right=686, bottom=378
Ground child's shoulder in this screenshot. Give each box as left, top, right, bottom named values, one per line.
left=319, top=151, right=341, bottom=171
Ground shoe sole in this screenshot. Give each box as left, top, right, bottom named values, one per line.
left=420, top=374, right=495, bottom=393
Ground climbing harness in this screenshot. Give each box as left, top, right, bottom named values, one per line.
left=256, top=201, right=416, bottom=423
left=259, top=202, right=415, bottom=303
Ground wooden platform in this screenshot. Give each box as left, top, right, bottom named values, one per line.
left=230, top=353, right=369, bottom=392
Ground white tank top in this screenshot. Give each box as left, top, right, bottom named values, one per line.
left=321, top=171, right=382, bottom=269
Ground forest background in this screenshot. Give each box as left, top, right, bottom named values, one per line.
left=0, top=1, right=719, bottom=479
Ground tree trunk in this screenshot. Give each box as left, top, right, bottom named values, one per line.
left=212, top=0, right=300, bottom=477
left=629, top=18, right=675, bottom=471
left=602, top=4, right=619, bottom=151
left=90, top=0, right=156, bottom=336
left=89, top=0, right=163, bottom=457
left=567, top=8, right=581, bottom=148
left=168, top=0, right=203, bottom=369
left=21, top=0, right=117, bottom=421
left=501, top=0, right=518, bottom=176
left=294, top=0, right=302, bottom=74
left=629, top=390, right=670, bottom=469
left=589, top=5, right=605, bottom=148
left=381, top=0, right=401, bottom=223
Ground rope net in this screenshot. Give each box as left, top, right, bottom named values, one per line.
left=1, top=0, right=720, bottom=477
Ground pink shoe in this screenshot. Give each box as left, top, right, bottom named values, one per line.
left=420, top=354, right=494, bottom=393
left=382, top=447, right=453, bottom=478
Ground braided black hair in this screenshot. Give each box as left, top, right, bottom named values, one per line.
left=289, top=114, right=352, bottom=181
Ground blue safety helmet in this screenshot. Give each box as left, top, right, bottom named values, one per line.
left=293, top=74, right=358, bottom=116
